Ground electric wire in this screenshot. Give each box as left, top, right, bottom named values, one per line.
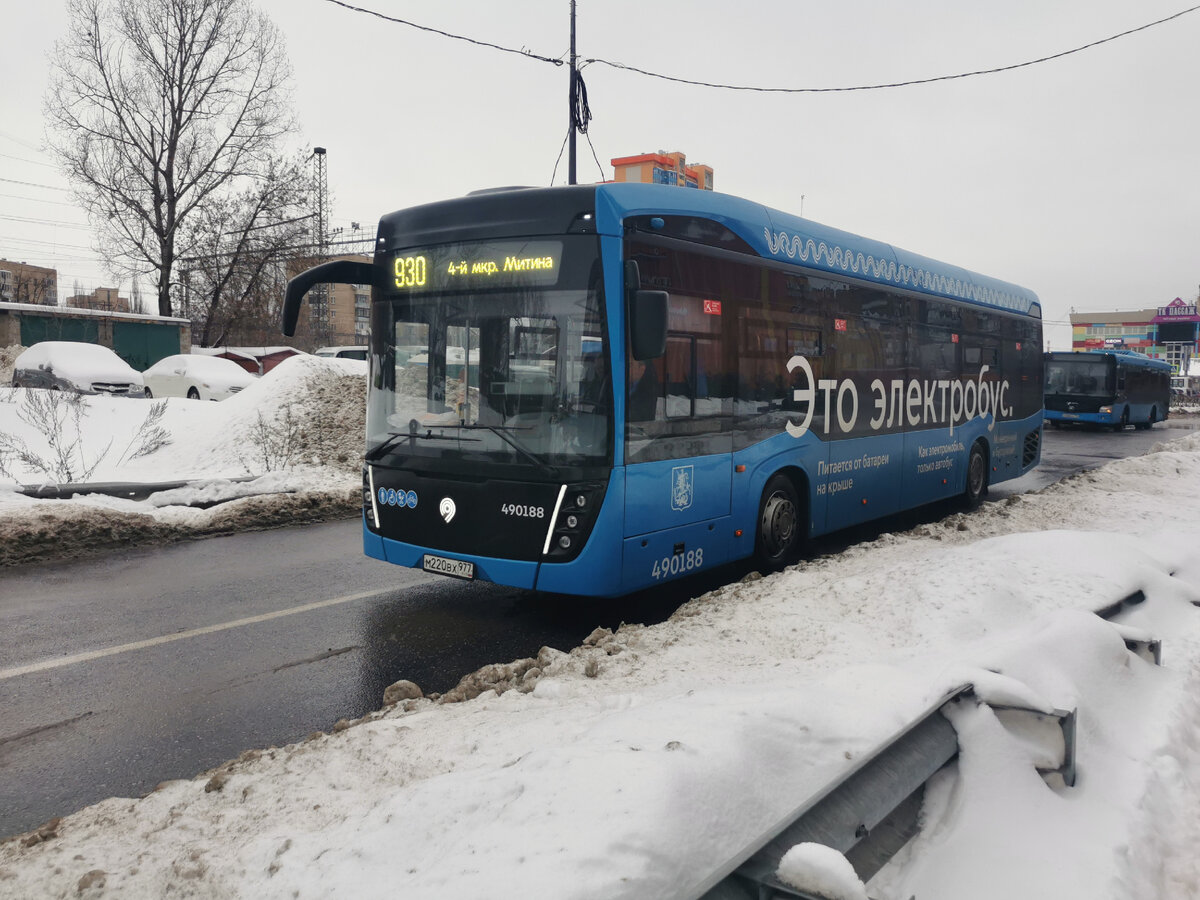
left=316, top=0, right=564, bottom=65
left=0, top=151, right=58, bottom=169
left=0, top=176, right=70, bottom=192
left=583, top=5, right=1200, bottom=92
left=315, top=1, right=1199, bottom=94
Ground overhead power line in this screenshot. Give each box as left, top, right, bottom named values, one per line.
left=317, top=0, right=565, bottom=65
left=0, top=176, right=70, bottom=192
left=582, top=5, right=1200, bottom=92
left=318, top=1, right=1199, bottom=93
left=0, top=151, right=58, bottom=169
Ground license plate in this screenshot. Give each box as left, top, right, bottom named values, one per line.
left=422, top=554, right=475, bottom=580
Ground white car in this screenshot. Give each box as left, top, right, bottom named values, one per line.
left=11, top=341, right=145, bottom=397
left=314, top=345, right=368, bottom=360
left=142, top=354, right=255, bottom=400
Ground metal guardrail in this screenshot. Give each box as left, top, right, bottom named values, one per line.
left=696, top=590, right=1163, bottom=900
left=14, top=475, right=262, bottom=504
left=696, top=684, right=970, bottom=900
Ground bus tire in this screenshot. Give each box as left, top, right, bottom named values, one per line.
left=964, top=441, right=989, bottom=510
left=1113, top=408, right=1129, bottom=432
left=755, top=473, right=803, bottom=574
left=1138, top=406, right=1157, bottom=430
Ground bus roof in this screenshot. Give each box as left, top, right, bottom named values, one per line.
left=377, top=183, right=1040, bottom=317
left=1046, top=349, right=1172, bottom=370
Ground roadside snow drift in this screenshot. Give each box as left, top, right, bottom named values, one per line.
left=0, top=355, right=365, bottom=565
left=2, top=432, right=1200, bottom=899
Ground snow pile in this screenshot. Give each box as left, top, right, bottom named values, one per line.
left=0, top=354, right=366, bottom=565
left=0, top=343, right=21, bottom=385
left=1, top=435, right=1199, bottom=899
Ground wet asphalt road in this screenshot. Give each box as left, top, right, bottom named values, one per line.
left=0, top=520, right=713, bottom=839
left=1, top=417, right=1195, bottom=839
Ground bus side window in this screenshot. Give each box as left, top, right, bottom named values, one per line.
left=665, top=335, right=694, bottom=418
left=627, top=355, right=663, bottom=422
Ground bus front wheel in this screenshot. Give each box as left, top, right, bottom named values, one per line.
left=755, top=473, right=803, bottom=574
left=964, top=442, right=988, bottom=510
left=1113, top=408, right=1129, bottom=432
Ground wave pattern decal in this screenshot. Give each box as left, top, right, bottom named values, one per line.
left=764, top=228, right=1032, bottom=312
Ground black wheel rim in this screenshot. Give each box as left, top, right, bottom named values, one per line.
left=761, top=490, right=796, bottom=558
left=968, top=451, right=985, bottom=498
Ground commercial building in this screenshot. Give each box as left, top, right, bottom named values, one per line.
left=1070, top=297, right=1200, bottom=375
left=610, top=151, right=713, bottom=190
left=0, top=259, right=57, bottom=306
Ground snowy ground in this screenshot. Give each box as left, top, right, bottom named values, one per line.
left=0, top=351, right=365, bottom=566
left=1, top=380, right=1199, bottom=897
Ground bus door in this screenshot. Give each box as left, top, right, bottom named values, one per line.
left=622, top=333, right=733, bottom=588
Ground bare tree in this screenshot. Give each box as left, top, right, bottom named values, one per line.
left=45, top=0, right=297, bottom=317
left=180, top=152, right=311, bottom=346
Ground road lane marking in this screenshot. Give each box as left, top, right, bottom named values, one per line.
left=0, top=588, right=397, bottom=681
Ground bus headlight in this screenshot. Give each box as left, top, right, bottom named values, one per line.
left=544, top=481, right=607, bottom=560
left=1099, top=405, right=1112, bottom=414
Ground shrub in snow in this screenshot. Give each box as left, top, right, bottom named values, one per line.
left=0, top=390, right=170, bottom=483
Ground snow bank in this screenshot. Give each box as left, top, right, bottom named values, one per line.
left=1, top=434, right=1198, bottom=899
left=0, top=355, right=365, bottom=565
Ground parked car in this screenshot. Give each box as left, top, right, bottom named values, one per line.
left=314, top=345, right=368, bottom=360
left=11, top=341, right=145, bottom=397
left=142, top=354, right=256, bottom=400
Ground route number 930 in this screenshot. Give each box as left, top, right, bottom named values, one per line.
left=652, top=548, right=703, bottom=580
left=394, top=255, right=427, bottom=288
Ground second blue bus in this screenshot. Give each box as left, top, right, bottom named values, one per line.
left=1044, top=349, right=1171, bottom=431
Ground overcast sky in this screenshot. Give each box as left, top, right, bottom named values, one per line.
left=3, top=0, right=1199, bottom=350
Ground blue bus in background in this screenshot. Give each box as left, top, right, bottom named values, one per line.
left=1044, top=349, right=1171, bottom=431
left=283, top=184, right=1043, bottom=597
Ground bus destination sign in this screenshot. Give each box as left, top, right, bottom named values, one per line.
left=390, top=241, right=563, bottom=292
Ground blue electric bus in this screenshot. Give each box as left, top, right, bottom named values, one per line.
left=1044, top=349, right=1171, bottom=431
left=283, top=184, right=1043, bottom=596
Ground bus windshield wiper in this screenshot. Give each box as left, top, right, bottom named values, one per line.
left=454, top=423, right=560, bottom=476
left=365, top=422, right=482, bottom=461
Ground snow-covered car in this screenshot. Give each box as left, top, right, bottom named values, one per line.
left=314, top=345, right=368, bottom=360
left=11, top=341, right=145, bottom=397
left=141, top=353, right=256, bottom=400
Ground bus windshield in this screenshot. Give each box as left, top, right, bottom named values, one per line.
left=1045, top=357, right=1114, bottom=398
left=367, top=239, right=610, bottom=473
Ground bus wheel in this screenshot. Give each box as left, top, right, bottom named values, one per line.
left=755, top=474, right=803, bottom=573
left=964, top=442, right=988, bottom=510
left=1138, top=407, right=1157, bottom=430
left=1113, top=408, right=1129, bottom=432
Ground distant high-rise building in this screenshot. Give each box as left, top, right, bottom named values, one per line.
left=610, top=150, right=713, bottom=190
left=0, top=259, right=58, bottom=305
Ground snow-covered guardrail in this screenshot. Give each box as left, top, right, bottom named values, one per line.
left=15, top=475, right=267, bottom=505
left=695, top=590, right=1160, bottom=900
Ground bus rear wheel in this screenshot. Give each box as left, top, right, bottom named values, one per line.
left=755, top=473, right=803, bottom=574
left=964, top=442, right=988, bottom=510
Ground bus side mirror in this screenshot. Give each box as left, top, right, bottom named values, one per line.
left=625, top=260, right=667, bottom=361
left=281, top=259, right=374, bottom=336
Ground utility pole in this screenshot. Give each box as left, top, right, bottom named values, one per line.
left=568, top=0, right=577, bottom=185
left=310, top=146, right=330, bottom=346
